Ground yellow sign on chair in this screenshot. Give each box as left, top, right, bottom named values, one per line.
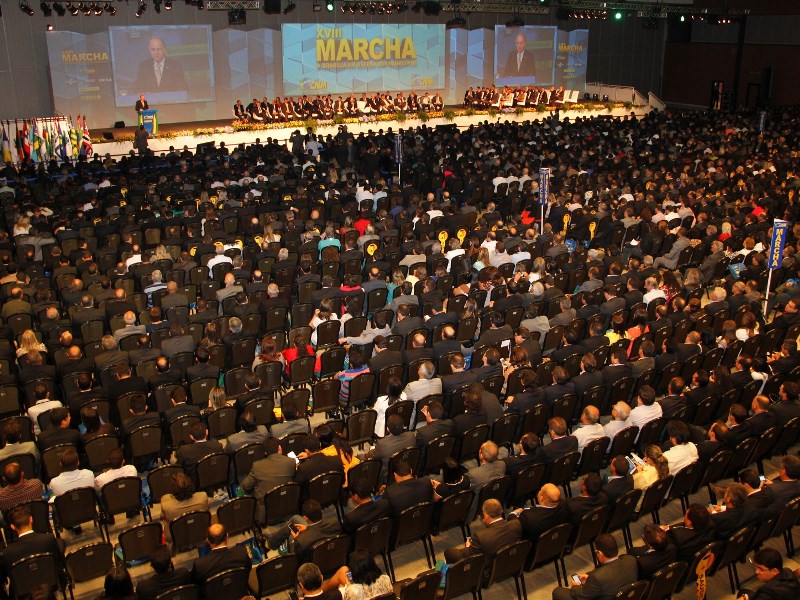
left=456, top=228, right=467, bottom=245
left=438, top=230, right=448, bottom=247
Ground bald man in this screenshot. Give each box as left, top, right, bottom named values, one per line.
left=573, top=406, right=605, bottom=453
left=135, top=36, right=187, bottom=94
left=502, top=32, right=537, bottom=78
left=510, top=483, right=570, bottom=545
left=190, top=524, right=250, bottom=584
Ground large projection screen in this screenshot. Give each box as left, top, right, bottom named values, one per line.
left=282, top=23, right=445, bottom=96
left=109, top=25, right=215, bottom=107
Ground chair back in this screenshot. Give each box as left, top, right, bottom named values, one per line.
left=216, top=496, right=257, bottom=537
left=253, top=555, right=299, bottom=598
left=771, top=416, right=800, bottom=456
left=354, top=516, right=393, bottom=556
left=264, top=482, right=301, bottom=525
left=491, top=413, right=520, bottom=449
left=9, top=553, right=62, bottom=598
left=458, top=424, right=490, bottom=463
left=607, top=427, right=638, bottom=460
left=243, top=396, right=276, bottom=428
left=710, top=526, right=754, bottom=577
left=615, top=580, right=649, bottom=600
left=54, top=486, right=98, bottom=530
left=100, top=476, right=143, bottom=517
left=128, top=426, right=163, bottom=462
left=347, top=409, right=378, bottom=448
left=398, top=570, right=441, bottom=600
left=42, top=444, right=77, bottom=482
left=485, top=539, right=533, bottom=589
left=511, top=463, right=547, bottom=507
left=577, top=437, right=610, bottom=476
left=665, top=462, right=700, bottom=506
left=118, top=522, right=163, bottom=563
left=206, top=407, right=237, bottom=440
left=681, top=541, right=722, bottom=589
left=305, top=471, right=344, bottom=509
left=723, top=437, right=758, bottom=479
left=384, top=400, right=415, bottom=432
left=637, top=475, right=673, bottom=519
left=572, top=505, right=610, bottom=552
left=147, top=464, right=184, bottom=506
left=65, top=541, right=114, bottom=584
left=394, top=502, right=435, bottom=549
left=387, top=447, right=422, bottom=484
left=604, top=489, right=642, bottom=534
left=434, top=489, right=474, bottom=536
left=422, top=435, right=456, bottom=475
left=0, top=453, right=37, bottom=484
left=549, top=452, right=581, bottom=490
left=233, top=444, right=267, bottom=479
left=312, top=379, right=341, bottom=414
left=346, top=459, right=382, bottom=494
left=526, top=523, right=572, bottom=571
left=311, top=534, right=351, bottom=578
left=636, top=418, right=666, bottom=450
left=202, top=567, right=251, bottom=599
left=169, top=416, right=201, bottom=449
left=522, top=404, right=549, bottom=437
left=477, top=476, right=512, bottom=509
left=170, top=510, right=212, bottom=554
left=441, top=554, right=486, bottom=600
left=196, top=453, right=230, bottom=493
left=643, top=561, right=687, bottom=600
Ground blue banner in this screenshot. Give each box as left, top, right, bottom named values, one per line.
left=769, top=220, right=788, bottom=269
left=539, top=167, right=550, bottom=206
left=282, top=24, right=445, bottom=96
left=393, top=134, right=403, bottom=164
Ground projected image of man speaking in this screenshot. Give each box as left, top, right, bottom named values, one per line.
left=135, top=37, right=188, bottom=94
left=502, top=33, right=537, bottom=79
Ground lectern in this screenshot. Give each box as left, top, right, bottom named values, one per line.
left=138, top=109, right=158, bottom=135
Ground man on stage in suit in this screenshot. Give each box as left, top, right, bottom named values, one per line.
left=503, top=33, right=537, bottom=79
left=444, top=498, right=522, bottom=581
left=135, top=36, right=188, bottom=94
left=191, top=524, right=251, bottom=584
left=135, top=94, right=149, bottom=113
left=552, top=534, right=637, bottom=600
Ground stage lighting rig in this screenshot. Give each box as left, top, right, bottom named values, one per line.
left=20, top=1, right=35, bottom=15
left=104, top=2, right=115, bottom=13
left=40, top=2, right=52, bottom=15
left=135, top=0, right=147, bottom=16
left=282, top=0, right=295, bottom=13
left=53, top=1, right=66, bottom=14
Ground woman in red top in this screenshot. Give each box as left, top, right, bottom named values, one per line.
left=282, top=333, right=320, bottom=377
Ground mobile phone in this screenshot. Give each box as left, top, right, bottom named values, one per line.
left=346, top=570, right=353, bottom=583
left=288, top=524, right=299, bottom=534
left=466, top=536, right=472, bottom=544
left=760, top=475, right=766, bottom=482
left=288, top=592, right=299, bottom=600
left=572, top=574, right=581, bottom=585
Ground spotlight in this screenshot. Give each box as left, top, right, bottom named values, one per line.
left=46, top=23, right=54, bottom=29
left=445, top=15, right=465, bottom=29
left=154, top=0, right=160, bottom=12
left=79, top=2, right=90, bottom=14
left=66, top=2, right=78, bottom=13
left=613, top=10, right=623, bottom=20
left=92, top=2, right=102, bottom=14
left=20, top=1, right=35, bottom=15
left=396, top=1, right=407, bottom=12
left=41, top=2, right=52, bottom=15
left=53, top=2, right=65, bottom=14
left=282, top=0, right=294, bottom=13
left=164, top=0, right=172, bottom=8
left=326, top=0, right=333, bottom=10
left=135, top=0, right=146, bottom=16
left=104, top=2, right=115, bottom=13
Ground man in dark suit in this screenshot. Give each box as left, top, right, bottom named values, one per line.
left=365, top=415, right=416, bottom=482
left=474, top=312, right=513, bottom=350
left=415, top=401, right=454, bottom=447
left=541, top=417, right=578, bottom=464
left=366, top=336, right=403, bottom=374
left=135, top=37, right=188, bottom=94
left=441, top=353, right=477, bottom=398
left=136, top=544, right=192, bottom=600
left=765, top=455, right=800, bottom=514
left=601, top=349, right=632, bottom=388
left=502, top=33, right=537, bottom=78
left=135, top=94, right=149, bottom=113
left=404, top=333, right=434, bottom=364
left=384, top=460, right=432, bottom=516
left=769, top=381, right=800, bottom=427
left=444, top=498, right=523, bottom=581
left=241, top=438, right=296, bottom=522
left=738, top=548, right=800, bottom=600
left=175, top=422, right=224, bottom=484
left=342, top=483, right=391, bottom=534
left=185, top=347, right=220, bottom=383
left=0, top=505, right=66, bottom=594
left=768, top=340, right=800, bottom=375
left=566, top=473, right=607, bottom=526
left=433, top=326, right=464, bottom=361
left=623, top=277, right=643, bottom=308
left=266, top=499, right=341, bottom=561
left=191, top=524, right=251, bottom=585
left=294, top=437, right=343, bottom=489
left=510, top=483, right=569, bottom=546
left=599, top=284, right=626, bottom=328
left=552, top=534, right=637, bottom=600
left=37, top=407, right=81, bottom=453
left=577, top=322, right=609, bottom=354
left=666, top=503, right=715, bottom=563
left=601, top=456, right=634, bottom=504
left=503, top=433, right=544, bottom=476
left=675, top=331, right=703, bottom=363
left=746, top=395, right=776, bottom=437
left=119, top=394, right=161, bottom=440
left=658, top=377, right=688, bottom=419
left=738, top=468, right=775, bottom=514
left=391, top=304, right=425, bottom=338
left=710, top=483, right=757, bottom=540
left=628, top=523, right=678, bottom=579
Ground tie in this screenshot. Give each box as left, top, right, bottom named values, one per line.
left=155, top=62, right=163, bottom=86
left=517, top=53, right=522, bottom=71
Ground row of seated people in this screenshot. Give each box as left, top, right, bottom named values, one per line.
left=464, top=84, right=566, bottom=109
left=233, top=90, right=446, bottom=122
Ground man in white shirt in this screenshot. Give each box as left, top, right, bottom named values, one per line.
left=662, top=420, right=698, bottom=475
left=49, top=447, right=94, bottom=500
left=573, top=406, right=605, bottom=453
left=642, top=277, right=666, bottom=305
left=603, top=402, right=631, bottom=450
left=125, top=246, right=143, bottom=271
left=629, top=386, right=662, bottom=440
left=94, top=448, right=138, bottom=492
left=206, top=246, right=232, bottom=276
left=27, top=385, right=62, bottom=436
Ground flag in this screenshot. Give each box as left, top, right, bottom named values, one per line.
left=1, top=123, right=11, bottom=164
left=81, top=116, right=93, bottom=158
left=22, top=121, right=30, bottom=160
left=42, top=122, right=51, bottom=161
left=69, top=117, right=79, bottom=160
left=30, top=120, right=40, bottom=163
left=54, top=121, right=66, bottom=162
left=14, top=122, right=22, bottom=162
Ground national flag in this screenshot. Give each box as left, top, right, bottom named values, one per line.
left=22, top=121, right=30, bottom=160
left=14, top=122, right=22, bottom=162
left=69, top=117, right=79, bottom=160
left=42, top=122, right=51, bottom=160
left=54, top=121, right=66, bottom=162
left=81, top=116, right=93, bottom=157
left=30, top=120, right=40, bottom=163
left=1, top=124, right=12, bottom=164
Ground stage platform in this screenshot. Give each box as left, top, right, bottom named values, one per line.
left=92, top=103, right=653, bottom=159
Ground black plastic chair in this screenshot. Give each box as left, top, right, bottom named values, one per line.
left=249, top=554, right=298, bottom=599
left=202, top=567, right=250, bottom=599
left=484, top=539, right=532, bottom=600
left=388, top=502, right=436, bottom=581
left=353, top=517, right=393, bottom=579
left=643, top=561, right=687, bottom=600
left=441, top=554, right=485, bottom=600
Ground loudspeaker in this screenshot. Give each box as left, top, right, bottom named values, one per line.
left=114, top=121, right=125, bottom=128
left=263, top=0, right=280, bottom=13
left=195, top=141, right=216, bottom=154
left=436, top=124, right=457, bottom=133
left=228, top=8, right=245, bottom=24
left=102, top=132, right=114, bottom=141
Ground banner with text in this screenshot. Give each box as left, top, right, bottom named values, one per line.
left=282, top=23, right=445, bottom=96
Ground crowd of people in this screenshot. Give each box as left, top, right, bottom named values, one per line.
left=0, top=104, right=797, bottom=599
left=233, top=89, right=445, bottom=122
left=464, top=84, right=566, bottom=109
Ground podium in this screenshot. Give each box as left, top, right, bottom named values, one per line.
left=138, top=109, right=158, bottom=135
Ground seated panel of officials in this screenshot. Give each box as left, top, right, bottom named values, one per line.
left=233, top=90, right=444, bottom=122
left=464, top=84, right=565, bottom=109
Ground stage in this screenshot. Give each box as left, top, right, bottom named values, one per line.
left=91, top=103, right=654, bottom=159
